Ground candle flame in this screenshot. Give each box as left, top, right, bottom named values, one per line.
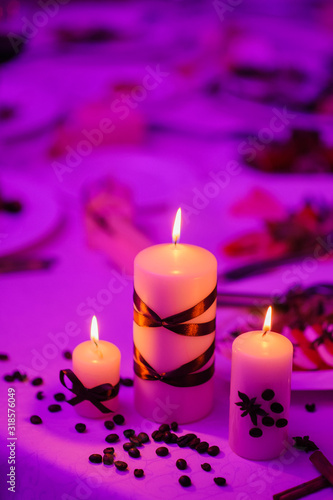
left=90, top=315, right=99, bottom=346
left=172, top=208, right=181, bottom=244
left=263, top=306, right=272, bottom=334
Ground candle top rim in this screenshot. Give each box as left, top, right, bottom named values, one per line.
left=135, top=243, right=217, bottom=276
left=232, top=330, right=293, bottom=356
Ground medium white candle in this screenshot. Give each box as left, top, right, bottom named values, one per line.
left=72, top=316, right=121, bottom=418
left=133, top=209, right=217, bottom=424
left=229, top=307, right=293, bottom=460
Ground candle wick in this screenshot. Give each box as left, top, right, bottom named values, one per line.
left=262, top=329, right=270, bottom=337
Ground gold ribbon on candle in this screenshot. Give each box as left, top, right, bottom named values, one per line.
left=133, top=285, right=217, bottom=336
left=133, top=340, right=215, bottom=387
left=59, top=369, right=120, bottom=414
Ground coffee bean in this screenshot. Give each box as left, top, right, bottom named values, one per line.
left=179, top=475, right=191, bottom=487
left=129, top=436, right=142, bottom=447
left=137, top=432, right=149, bottom=444
left=123, top=429, right=135, bottom=438
left=54, top=393, right=66, bottom=402
left=262, top=389, right=275, bottom=401
left=48, top=404, right=61, bottom=413
left=104, top=420, right=115, bottom=430
left=120, top=377, right=134, bottom=387
left=276, top=418, right=288, bottom=428
left=170, top=421, right=178, bottom=432
left=152, top=430, right=164, bottom=442
left=13, top=370, right=27, bottom=382
left=271, top=402, right=284, bottom=414
left=63, top=350, right=72, bottom=360
left=0, top=353, right=9, bottom=361
left=196, top=441, right=209, bottom=454
left=214, top=477, right=226, bottom=486
left=31, top=377, right=43, bottom=386
left=159, top=423, right=170, bottom=432
left=128, top=447, right=141, bottom=458
left=176, top=459, right=187, bottom=470
left=113, top=414, right=125, bottom=425
left=36, top=391, right=45, bottom=400
left=156, top=446, right=169, bottom=457
left=105, top=433, right=119, bottom=443
left=201, top=463, right=211, bottom=472
left=75, top=423, right=86, bottom=433
left=188, top=438, right=200, bottom=449
left=249, top=428, right=263, bottom=438
left=134, top=468, right=144, bottom=478
left=123, top=442, right=134, bottom=452
left=4, top=374, right=14, bottom=382
left=169, top=433, right=178, bottom=443
left=262, top=416, right=274, bottom=427
left=177, top=434, right=197, bottom=448
left=30, top=415, right=42, bottom=425
left=207, top=446, right=220, bottom=457
left=305, top=403, right=316, bottom=413
left=103, top=453, right=114, bottom=465
left=163, top=431, right=173, bottom=443
left=114, top=461, right=128, bottom=471
left=89, top=454, right=102, bottom=464
left=103, top=447, right=115, bottom=454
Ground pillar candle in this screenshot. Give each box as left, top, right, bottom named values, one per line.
left=72, top=316, right=121, bottom=418
left=229, top=307, right=293, bottom=460
left=133, top=209, right=217, bottom=424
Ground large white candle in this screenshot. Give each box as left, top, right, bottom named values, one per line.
left=133, top=209, right=217, bottom=424
left=229, top=307, right=293, bottom=460
left=72, top=316, right=121, bottom=418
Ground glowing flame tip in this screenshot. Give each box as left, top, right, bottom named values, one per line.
left=172, top=208, right=181, bottom=244
left=90, top=315, right=99, bottom=345
left=263, top=306, right=272, bottom=333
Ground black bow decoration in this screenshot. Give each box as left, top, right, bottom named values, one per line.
left=133, top=285, right=217, bottom=336
left=59, top=369, right=120, bottom=414
left=134, top=340, right=215, bottom=387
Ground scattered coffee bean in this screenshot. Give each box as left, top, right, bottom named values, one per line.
left=48, top=404, right=61, bottom=413
left=196, top=441, right=209, bottom=454
left=152, top=430, right=164, bottom=442
left=179, top=475, right=191, bottom=487
left=305, top=403, right=316, bottom=413
left=4, top=374, right=14, bottom=382
left=134, top=468, right=144, bottom=478
left=163, top=431, right=173, bottom=443
left=129, top=436, right=142, bottom=447
left=54, top=392, right=66, bottom=402
left=128, top=447, right=141, bottom=458
left=103, top=447, right=114, bottom=454
left=75, top=423, right=86, bottom=433
left=0, top=353, right=9, bottom=361
left=170, top=421, right=178, bottom=432
left=176, top=459, right=187, bottom=470
left=13, top=370, right=27, bottom=382
left=120, top=377, right=134, bottom=387
left=214, top=477, right=226, bottom=486
left=104, top=420, right=115, bottom=430
left=30, top=415, right=42, bottom=425
left=123, top=429, right=135, bottom=438
left=105, top=433, right=119, bottom=443
left=36, top=391, right=45, bottom=400
left=31, top=377, right=43, bottom=386
left=156, top=446, right=169, bottom=457
left=159, top=423, right=170, bottom=433
left=207, top=446, right=220, bottom=457
left=201, top=463, right=211, bottom=472
left=123, top=442, right=134, bottom=452
left=63, top=350, right=72, bottom=360
left=169, top=433, right=178, bottom=444
left=114, top=461, right=128, bottom=471
left=137, top=432, right=149, bottom=444
left=89, top=454, right=102, bottom=464
left=177, top=434, right=197, bottom=448
left=113, top=414, right=125, bottom=425
left=103, top=453, right=114, bottom=465
left=188, top=438, right=200, bottom=449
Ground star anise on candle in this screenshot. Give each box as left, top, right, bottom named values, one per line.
left=235, top=391, right=268, bottom=426
left=293, top=436, right=319, bottom=453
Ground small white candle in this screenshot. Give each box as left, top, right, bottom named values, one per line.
left=133, top=209, right=217, bottom=424
left=229, top=307, right=293, bottom=460
left=72, top=316, right=121, bottom=418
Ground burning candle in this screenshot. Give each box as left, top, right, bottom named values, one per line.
left=72, top=316, right=121, bottom=418
left=133, top=208, right=217, bottom=424
left=229, top=307, right=293, bottom=460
